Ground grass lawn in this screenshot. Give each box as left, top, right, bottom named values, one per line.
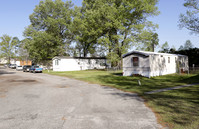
left=44, top=70, right=199, bottom=129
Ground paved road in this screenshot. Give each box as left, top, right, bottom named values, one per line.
left=0, top=67, right=162, bottom=129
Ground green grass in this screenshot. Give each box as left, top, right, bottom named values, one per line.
left=44, top=70, right=199, bottom=129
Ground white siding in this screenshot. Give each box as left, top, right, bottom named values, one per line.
left=149, top=55, right=177, bottom=77
left=53, top=58, right=107, bottom=71
left=123, top=54, right=150, bottom=77
left=123, top=51, right=189, bottom=78
left=0, top=57, right=8, bottom=64
left=16, top=61, right=20, bottom=66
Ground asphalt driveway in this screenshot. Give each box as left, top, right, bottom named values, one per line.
left=0, top=67, right=162, bottom=129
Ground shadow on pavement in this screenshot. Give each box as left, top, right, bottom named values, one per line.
left=0, top=67, right=6, bottom=69
left=101, top=86, right=143, bottom=102
left=0, top=70, right=16, bottom=75
left=110, top=92, right=143, bottom=101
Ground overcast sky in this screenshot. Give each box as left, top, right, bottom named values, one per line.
left=0, top=0, right=198, bottom=51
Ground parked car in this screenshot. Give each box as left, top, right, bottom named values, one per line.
left=16, top=65, right=23, bottom=71
left=23, top=65, right=32, bottom=72
left=8, top=64, right=12, bottom=68
left=10, top=64, right=16, bottom=69
left=29, top=66, right=43, bottom=73
left=4, top=64, right=9, bottom=68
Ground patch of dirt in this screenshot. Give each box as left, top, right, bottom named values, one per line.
left=0, top=89, right=7, bottom=92
left=55, top=85, right=68, bottom=88
left=0, top=88, right=8, bottom=98
left=9, top=79, right=37, bottom=83
left=0, top=95, right=6, bottom=98
left=0, top=75, right=39, bottom=98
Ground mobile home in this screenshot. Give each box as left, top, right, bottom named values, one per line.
left=53, top=56, right=109, bottom=71
left=122, top=51, right=189, bottom=77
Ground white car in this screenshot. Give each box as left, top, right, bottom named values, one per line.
left=10, top=64, right=16, bottom=69
left=16, top=65, right=23, bottom=71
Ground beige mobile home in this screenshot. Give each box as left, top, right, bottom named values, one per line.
left=122, top=51, right=189, bottom=77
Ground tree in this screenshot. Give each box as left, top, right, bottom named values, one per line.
left=23, top=26, right=64, bottom=62
left=18, top=39, right=31, bottom=61
left=0, top=34, right=20, bottom=63
left=70, top=6, right=99, bottom=57
left=12, top=37, right=20, bottom=56
left=175, top=47, right=199, bottom=67
left=24, top=0, right=74, bottom=63
left=178, top=45, right=184, bottom=51
left=178, top=40, right=194, bottom=51
left=184, top=40, right=194, bottom=50
left=169, top=45, right=176, bottom=53
left=179, top=0, right=199, bottom=34
left=139, top=32, right=159, bottom=52
left=81, top=0, right=159, bottom=66
left=150, top=33, right=159, bottom=52
left=159, top=41, right=170, bottom=53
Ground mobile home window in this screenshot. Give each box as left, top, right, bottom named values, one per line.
left=168, top=57, right=170, bottom=63
left=131, top=57, right=139, bottom=66
left=88, top=59, right=91, bottom=64
left=55, top=60, right=59, bottom=65
left=96, top=59, right=99, bottom=64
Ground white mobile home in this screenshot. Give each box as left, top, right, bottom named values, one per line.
left=0, top=57, right=8, bottom=64
left=53, top=56, right=109, bottom=71
left=0, top=57, right=16, bottom=64
left=122, top=51, right=189, bottom=77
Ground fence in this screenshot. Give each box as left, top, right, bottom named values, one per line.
left=189, top=67, right=199, bottom=74
left=106, top=67, right=122, bottom=73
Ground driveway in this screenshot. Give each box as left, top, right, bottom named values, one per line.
left=0, top=67, right=162, bottom=129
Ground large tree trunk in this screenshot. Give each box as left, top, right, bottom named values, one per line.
left=8, top=56, right=11, bottom=64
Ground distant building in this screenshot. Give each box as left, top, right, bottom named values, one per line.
left=122, top=51, right=189, bottom=77
left=16, top=60, right=32, bottom=66
left=0, top=57, right=15, bottom=64
left=52, top=56, right=110, bottom=71
left=0, top=57, right=32, bottom=66
left=0, top=57, right=8, bottom=64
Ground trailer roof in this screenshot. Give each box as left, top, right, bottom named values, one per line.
left=122, top=51, right=187, bottom=58
left=53, top=56, right=106, bottom=60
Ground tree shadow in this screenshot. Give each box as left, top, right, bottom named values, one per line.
left=109, top=92, right=144, bottom=102
left=0, top=66, right=7, bottom=69
left=144, top=85, right=199, bottom=127
left=0, top=70, right=16, bottom=75
left=96, top=74, right=199, bottom=128
left=111, top=72, right=123, bottom=76
left=181, top=74, right=199, bottom=84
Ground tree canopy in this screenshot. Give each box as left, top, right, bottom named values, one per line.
left=184, top=40, right=194, bottom=50
left=79, top=0, right=159, bottom=66
left=177, top=40, right=194, bottom=51
left=23, top=0, right=74, bottom=63
left=159, top=41, right=170, bottom=53
left=175, top=48, right=199, bottom=67
left=22, top=0, right=159, bottom=65
left=0, top=34, right=20, bottom=63
left=179, top=0, right=199, bottom=34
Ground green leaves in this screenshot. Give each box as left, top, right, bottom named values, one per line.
left=0, top=34, right=20, bottom=63
left=179, top=0, right=199, bottom=34
left=24, top=28, right=63, bottom=62
left=159, top=41, right=170, bottom=53
left=80, top=0, right=159, bottom=66
left=24, top=0, right=74, bottom=63
left=30, top=0, right=73, bottom=38
left=23, top=0, right=159, bottom=65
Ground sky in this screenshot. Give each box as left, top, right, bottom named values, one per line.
left=0, top=0, right=198, bottom=51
